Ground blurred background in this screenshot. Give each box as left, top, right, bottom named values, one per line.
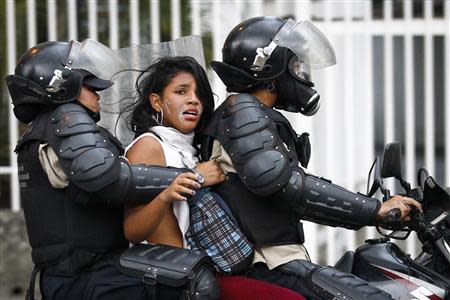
left=0, top=0, right=449, bottom=298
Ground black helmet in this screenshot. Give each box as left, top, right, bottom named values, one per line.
left=211, top=16, right=336, bottom=115
left=5, top=40, right=113, bottom=123
left=211, top=16, right=288, bottom=92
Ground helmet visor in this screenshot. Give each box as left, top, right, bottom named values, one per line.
left=69, top=39, right=126, bottom=81
left=288, top=56, right=311, bottom=82
left=274, top=19, right=336, bottom=69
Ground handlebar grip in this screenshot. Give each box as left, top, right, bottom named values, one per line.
left=385, top=208, right=401, bottom=223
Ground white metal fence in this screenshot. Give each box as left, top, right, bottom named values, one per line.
left=1, top=0, right=449, bottom=266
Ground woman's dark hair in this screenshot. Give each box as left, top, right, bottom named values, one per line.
left=128, top=56, right=214, bottom=142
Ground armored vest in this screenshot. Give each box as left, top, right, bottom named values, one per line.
left=201, top=94, right=305, bottom=247
left=16, top=109, right=128, bottom=267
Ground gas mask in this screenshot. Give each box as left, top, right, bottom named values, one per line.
left=276, top=55, right=320, bottom=116
left=211, top=17, right=335, bottom=115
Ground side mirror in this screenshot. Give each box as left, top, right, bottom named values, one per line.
left=367, top=157, right=390, bottom=200
left=381, top=142, right=411, bottom=194
left=381, top=142, right=403, bottom=179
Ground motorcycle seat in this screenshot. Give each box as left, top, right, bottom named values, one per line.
left=218, top=276, right=305, bottom=299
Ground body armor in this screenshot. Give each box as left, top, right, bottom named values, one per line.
left=15, top=103, right=192, bottom=266
left=201, top=94, right=381, bottom=247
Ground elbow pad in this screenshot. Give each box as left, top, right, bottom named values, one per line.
left=277, top=170, right=381, bottom=230
left=97, top=158, right=193, bottom=205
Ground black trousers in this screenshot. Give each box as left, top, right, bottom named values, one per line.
left=39, top=255, right=182, bottom=300
left=246, top=261, right=322, bottom=300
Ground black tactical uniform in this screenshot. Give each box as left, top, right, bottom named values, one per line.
left=6, top=40, right=216, bottom=300
left=201, top=16, right=394, bottom=300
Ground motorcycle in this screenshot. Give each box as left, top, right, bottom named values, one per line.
left=334, top=142, right=450, bottom=299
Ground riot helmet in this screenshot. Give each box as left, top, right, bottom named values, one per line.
left=5, top=39, right=122, bottom=123
left=211, top=16, right=336, bottom=116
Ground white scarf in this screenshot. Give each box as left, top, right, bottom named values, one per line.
left=148, top=126, right=198, bottom=168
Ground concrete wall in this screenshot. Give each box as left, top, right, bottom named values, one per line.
left=0, top=210, right=37, bottom=300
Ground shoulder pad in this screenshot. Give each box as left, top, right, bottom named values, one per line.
left=50, top=104, right=98, bottom=137
left=221, top=94, right=262, bottom=117
left=221, top=94, right=270, bottom=139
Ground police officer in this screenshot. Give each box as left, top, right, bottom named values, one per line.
left=6, top=39, right=218, bottom=300
left=201, top=16, right=421, bottom=300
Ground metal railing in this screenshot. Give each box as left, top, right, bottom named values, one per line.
left=1, top=0, right=449, bottom=266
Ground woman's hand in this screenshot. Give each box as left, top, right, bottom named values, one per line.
left=194, top=160, right=226, bottom=187
left=158, top=172, right=202, bottom=204
left=377, top=195, right=422, bottom=222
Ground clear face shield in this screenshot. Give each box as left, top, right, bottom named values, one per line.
left=98, top=35, right=206, bottom=146
left=251, top=19, right=336, bottom=72
left=46, top=39, right=126, bottom=94
left=69, top=39, right=126, bottom=81
left=114, top=35, right=206, bottom=71
left=252, top=19, right=335, bottom=116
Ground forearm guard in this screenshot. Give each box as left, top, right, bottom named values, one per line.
left=208, top=95, right=381, bottom=229
left=278, top=170, right=381, bottom=230
left=97, top=158, right=193, bottom=205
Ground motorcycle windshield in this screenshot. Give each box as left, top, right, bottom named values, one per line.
left=273, top=19, right=336, bottom=69
left=68, top=39, right=126, bottom=81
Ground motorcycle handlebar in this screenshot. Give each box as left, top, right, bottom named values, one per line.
left=385, top=208, right=402, bottom=224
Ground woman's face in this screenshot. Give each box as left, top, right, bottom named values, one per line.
left=151, top=71, right=203, bottom=134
